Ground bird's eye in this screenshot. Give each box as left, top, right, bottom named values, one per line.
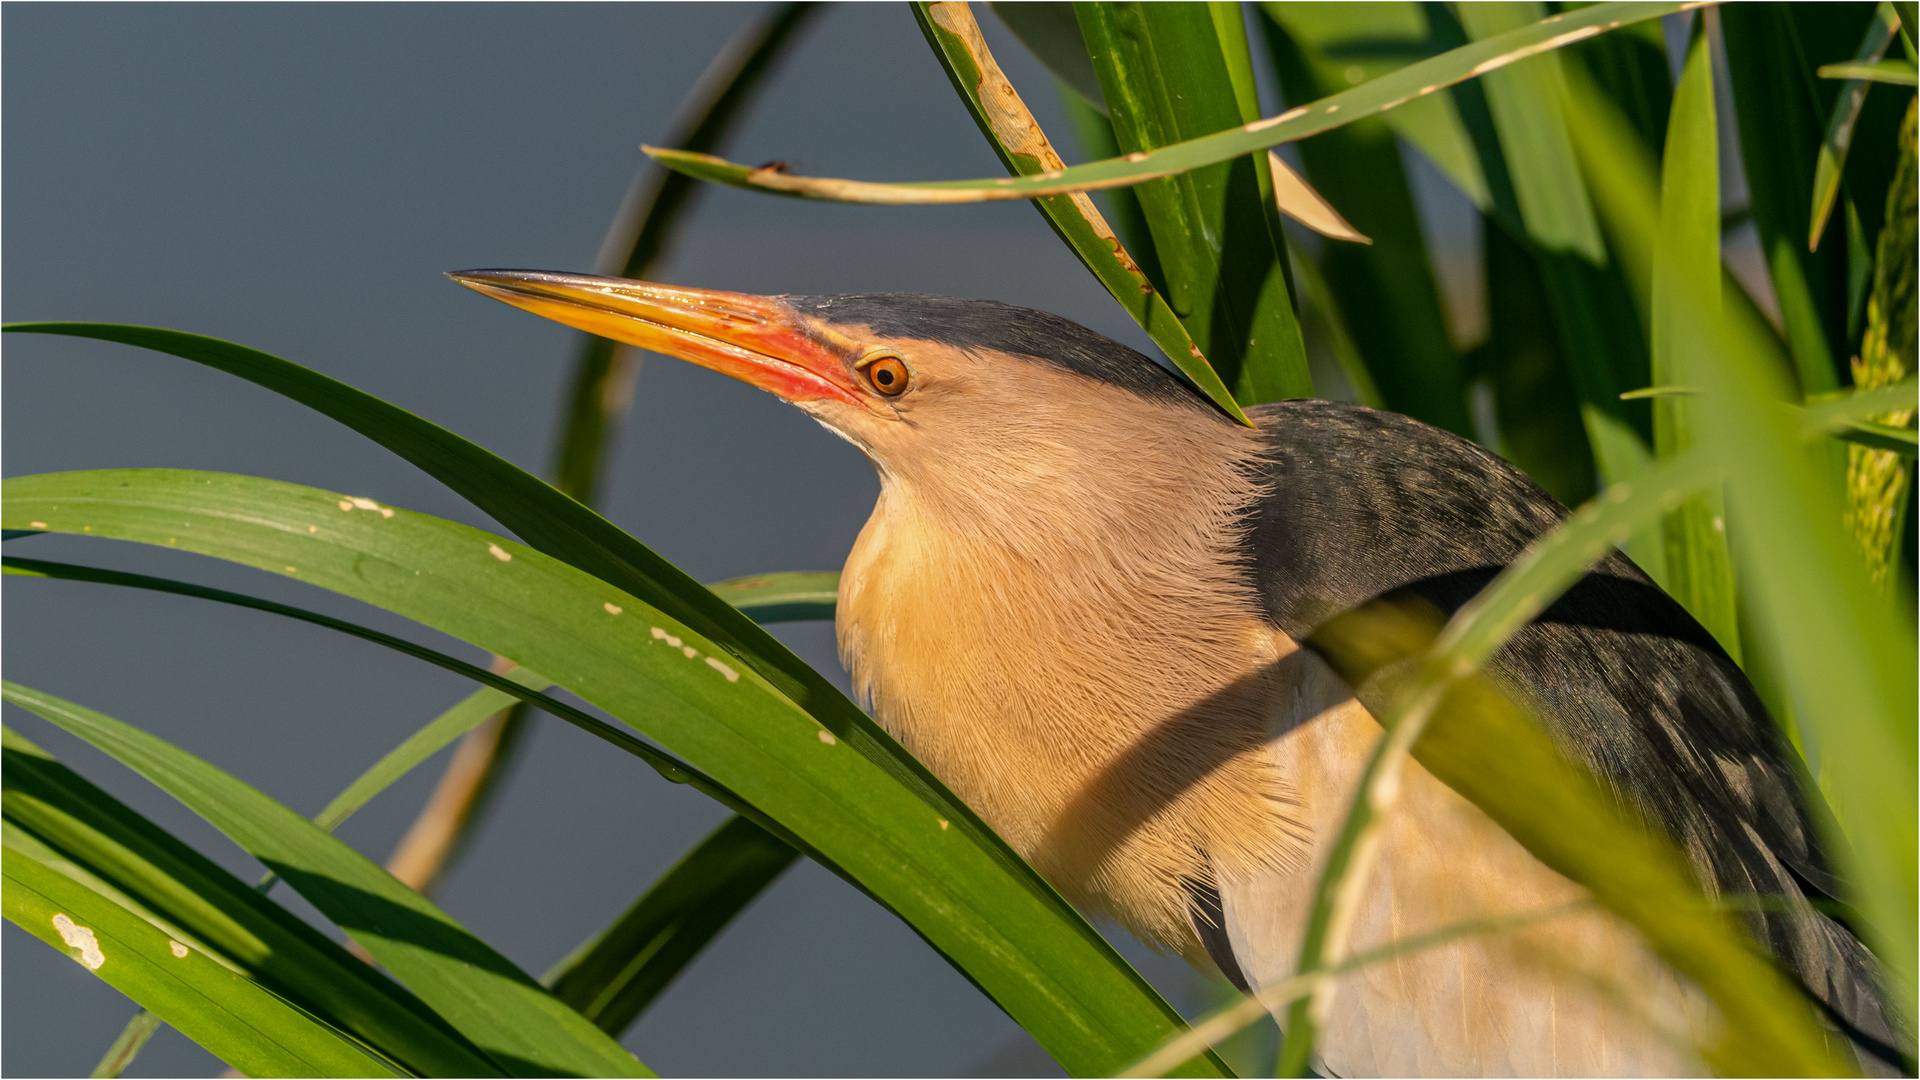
left=864, top=355, right=910, bottom=397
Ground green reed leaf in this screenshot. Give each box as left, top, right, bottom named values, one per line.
left=1073, top=1, right=1310, bottom=405
left=5, top=848, right=410, bottom=1078
left=3, top=681, right=653, bottom=1077
left=3, top=724, right=504, bottom=1077
left=1650, top=20, right=1741, bottom=661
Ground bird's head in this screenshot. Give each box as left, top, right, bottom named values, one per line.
left=450, top=270, right=1258, bottom=555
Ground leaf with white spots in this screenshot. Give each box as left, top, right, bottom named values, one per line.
left=3, top=681, right=652, bottom=1077
left=4, top=849, right=407, bottom=1077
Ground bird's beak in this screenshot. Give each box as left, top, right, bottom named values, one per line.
left=448, top=269, right=863, bottom=407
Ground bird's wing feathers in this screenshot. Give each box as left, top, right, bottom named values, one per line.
left=1234, top=400, right=1899, bottom=1061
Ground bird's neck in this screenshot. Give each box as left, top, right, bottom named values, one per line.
left=835, top=403, right=1310, bottom=955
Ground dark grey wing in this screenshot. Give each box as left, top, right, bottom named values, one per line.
left=1239, top=399, right=1901, bottom=1059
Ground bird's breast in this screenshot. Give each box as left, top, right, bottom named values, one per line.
left=835, top=482, right=1313, bottom=958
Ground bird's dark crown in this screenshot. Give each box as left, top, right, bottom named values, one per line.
left=782, top=293, right=1211, bottom=412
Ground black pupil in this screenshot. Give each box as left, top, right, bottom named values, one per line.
left=875, top=367, right=895, bottom=385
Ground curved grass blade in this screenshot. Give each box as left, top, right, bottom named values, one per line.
left=1072, top=1, right=1310, bottom=405
left=4, top=848, right=408, bottom=1078
left=0, top=471, right=1228, bottom=1078
left=1833, top=420, right=1920, bottom=455
left=544, top=814, right=797, bottom=1036
left=1810, top=5, right=1900, bottom=251
left=910, top=1, right=1253, bottom=423
left=4, top=725, right=504, bottom=1078
left=1819, top=58, right=1920, bottom=86
left=3, top=681, right=654, bottom=1078
left=1259, top=1, right=1493, bottom=210
left=1269, top=449, right=1853, bottom=1076
left=641, top=2, right=1697, bottom=204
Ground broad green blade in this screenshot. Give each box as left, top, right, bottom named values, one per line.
left=641, top=2, right=1694, bottom=204
left=1810, top=5, right=1901, bottom=250
left=1268, top=452, right=1846, bottom=1077
left=1258, top=4, right=1472, bottom=438
left=3, top=725, right=505, bottom=1077
left=911, top=1, right=1253, bottom=424
left=988, top=1, right=1107, bottom=112
left=0, top=471, right=1227, bottom=1078
left=544, top=815, right=798, bottom=1035
left=1073, top=1, right=1309, bottom=405
left=4, top=848, right=408, bottom=1078
left=1690, top=273, right=1920, bottom=1037
left=706, top=571, right=839, bottom=624
left=1651, top=23, right=1742, bottom=662
left=2, top=682, right=653, bottom=1078
left=1454, top=3, right=1606, bottom=263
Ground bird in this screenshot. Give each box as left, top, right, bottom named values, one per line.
left=450, top=270, right=1900, bottom=1077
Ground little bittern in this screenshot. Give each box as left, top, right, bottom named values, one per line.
left=452, top=271, right=1900, bottom=1077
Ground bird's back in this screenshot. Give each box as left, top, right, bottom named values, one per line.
left=1237, top=398, right=1898, bottom=1067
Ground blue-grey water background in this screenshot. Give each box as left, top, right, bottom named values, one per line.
left=1, top=3, right=1526, bottom=1076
